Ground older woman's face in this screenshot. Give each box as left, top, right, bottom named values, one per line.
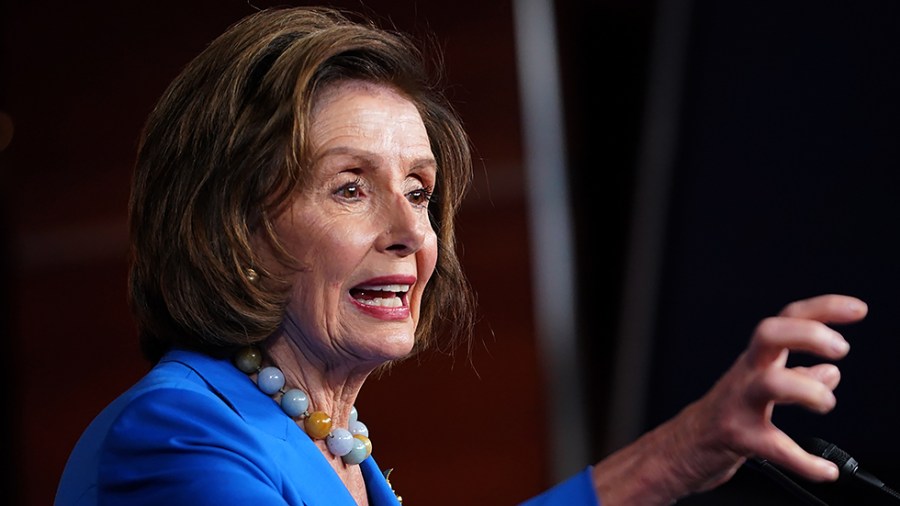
left=273, top=80, right=438, bottom=367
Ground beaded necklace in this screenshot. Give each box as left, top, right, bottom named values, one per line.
left=234, top=346, right=373, bottom=465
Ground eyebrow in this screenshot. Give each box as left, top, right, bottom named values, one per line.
left=315, top=146, right=437, bottom=171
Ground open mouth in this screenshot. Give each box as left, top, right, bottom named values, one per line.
left=350, top=283, right=410, bottom=308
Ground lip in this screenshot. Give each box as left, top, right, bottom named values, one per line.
left=348, top=275, right=416, bottom=321
left=355, top=275, right=417, bottom=287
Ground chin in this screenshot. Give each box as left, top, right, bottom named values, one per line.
left=367, top=333, right=416, bottom=364
left=383, top=335, right=417, bottom=360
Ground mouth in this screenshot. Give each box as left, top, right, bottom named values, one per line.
left=349, top=283, right=410, bottom=308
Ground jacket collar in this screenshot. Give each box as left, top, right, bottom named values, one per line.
left=158, top=348, right=402, bottom=505
left=160, top=348, right=294, bottom=440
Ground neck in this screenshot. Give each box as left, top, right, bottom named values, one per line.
left=236, top=337, right=375, bottom=469
left=261, top=333, right=372, bottom=427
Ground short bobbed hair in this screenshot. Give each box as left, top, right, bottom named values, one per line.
left=129, top=7, right=475, bottom=363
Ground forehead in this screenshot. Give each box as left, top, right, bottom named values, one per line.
left=307, top=79, right=432, bottom=158
left=311, top=79, right=419, bottom=120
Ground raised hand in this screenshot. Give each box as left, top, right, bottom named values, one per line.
left=591, top=294, right=867, bottom=505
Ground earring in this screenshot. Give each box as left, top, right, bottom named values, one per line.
left=246, top=267, right=259, bottom=283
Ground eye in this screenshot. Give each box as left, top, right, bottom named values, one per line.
left=406, top=185, right=433, bottom=206
left=334, top=178, right=364, bottom=200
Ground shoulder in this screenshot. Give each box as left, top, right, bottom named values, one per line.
left=57, top=353, right=315, bottom=505
left=58, top=350, right=253, bottom=459
left=83, top=349, right=274, bottom=454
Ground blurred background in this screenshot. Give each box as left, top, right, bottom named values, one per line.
left=2, top=0, right=899, bottom=504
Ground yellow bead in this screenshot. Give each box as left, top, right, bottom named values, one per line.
left=305, top=411, right=333, bottom=439
left=355, top=434, right=372, bottom=459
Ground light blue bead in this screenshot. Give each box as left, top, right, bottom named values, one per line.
left=349, top=405, right=358, bottom=424
left=349, top=420, right=368, bottom=438
left=280, top=388, right=309, bottom=418
left=257, top=366, right=285, bottom=395
left=341, top=437, right=368, bottom=465
left=326, top=428, right=354, bottom=456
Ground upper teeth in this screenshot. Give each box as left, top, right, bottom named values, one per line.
left=357, top=284, right=410, bottom=293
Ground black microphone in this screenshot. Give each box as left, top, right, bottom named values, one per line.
left=801, top=437, right=900, bottom=502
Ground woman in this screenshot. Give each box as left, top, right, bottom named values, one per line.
left=54, top=6, right=866, bottom=505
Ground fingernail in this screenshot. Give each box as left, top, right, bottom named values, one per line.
left=832, top=338, right=850, bottom=354
left=823, top=461, right=840, bottom=480
left=821, top=390, right=837, bottom=413
left=847, top=300, right=867, bottom=313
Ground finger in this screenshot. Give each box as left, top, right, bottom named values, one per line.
left=747, top=317, right=851, bottom=366
left=779, top=294, right=868, bottom=324
left=792, top=363, right=841, bottom=390
left=748, top=367, right=838, bottom=414
left=755, top=429, right=840, bottom=483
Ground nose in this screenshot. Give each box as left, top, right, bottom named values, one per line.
left=376, top=193, right=428, bottom=255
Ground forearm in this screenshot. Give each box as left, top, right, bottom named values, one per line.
left=590, top=399, right=742, bottom=505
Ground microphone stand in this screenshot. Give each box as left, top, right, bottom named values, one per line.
left=745, top=437, right=900, bottom=505
left=744, top=458, right=829, bottom=506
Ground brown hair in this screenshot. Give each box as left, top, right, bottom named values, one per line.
left=129, top=6, right=475, bottom=363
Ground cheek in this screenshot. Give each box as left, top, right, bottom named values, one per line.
left=284, top=224, right=372, bottom=316
left=417, top=230, right=439, bottom=289
left=280, top=210, right=374, bottom=270
left=408, top=232, right=438, bottom=327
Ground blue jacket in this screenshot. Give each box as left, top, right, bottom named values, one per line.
left=55, top=348, right=599, bottom=505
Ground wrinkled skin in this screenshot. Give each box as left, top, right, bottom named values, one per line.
left=592, top=293, right=866, bottom=505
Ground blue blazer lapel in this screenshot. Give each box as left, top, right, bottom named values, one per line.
left=163, top=349, right=402, bottom=505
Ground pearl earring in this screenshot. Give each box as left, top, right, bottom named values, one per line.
left=246, top=268, right=259, bottom=283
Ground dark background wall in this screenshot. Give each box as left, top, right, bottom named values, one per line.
left=3, top=1, right=899, bottom=505
left=559, top=1, right=900, bottom=504
left=656, top=2, right=900, bottom=504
